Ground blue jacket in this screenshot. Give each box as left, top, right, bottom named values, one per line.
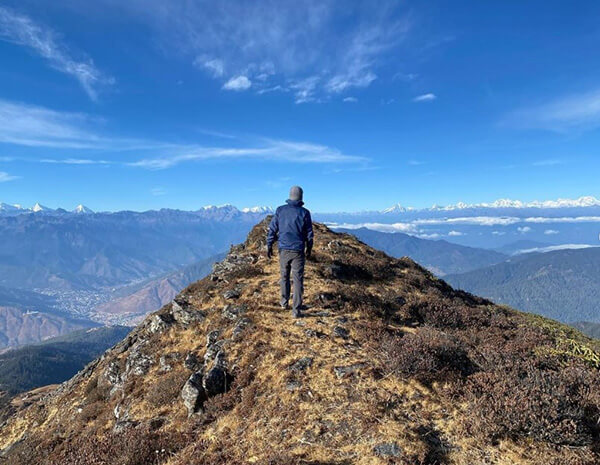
left=267, top=200, right=314, bottom=252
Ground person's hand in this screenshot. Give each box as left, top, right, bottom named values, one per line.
left=267, top=245, right=273, bottom=259
left=306, top=244, right=312, bottom=259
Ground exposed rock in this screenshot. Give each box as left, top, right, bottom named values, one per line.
left=172, top=299, right=206, bottom=326
left=289, top=357, right=313, bottom=372
left=113, top=420, right=138, bottom=433
left=373, top=442, right=403, bottom=458
left=205, top=339, right=227, bottom=362
left=333, top=363, right=366, bottom=379
left=184, top=352, right=202, bottom=371
left=159, top=352, right=181, bottom=372
left=181, top=371, right=206, bottom=416
left=147, top=313, right=174, bottom=334
left=233, top=317, right=252, bottom=338
left=222, top=304, right=247, bottom=320
left=223, top=289, right=241, bottom=300
left=126, top=343, right=153, bottom=376
left=202, top=365, right=230, bottom=397
left=286, top=380, right=302, bottom=392
left=98, top=360, right=123, bottom=395
left=332, top=326, right=349, bottom=339
left=304, top=328, right=326, bottom=339
left=206, top=330, right=221, bottom=347
left=318, top=292, right=340, bottom=309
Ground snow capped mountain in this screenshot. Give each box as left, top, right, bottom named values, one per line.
left=382, top=203, right=414, bottom=214
left=31, top=203, right=53, bottom=213
left=241, top=206, right=274, bottom=214
left=0, top=203, right=24, bottom=212
left=73, top=204, right=94, bottom=214
left=429, top=196, right=600, bottom=211
left=199, top=204, right=238, bottom=212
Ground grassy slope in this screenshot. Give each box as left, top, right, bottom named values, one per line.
left=0, top=221, right=598, bottom=465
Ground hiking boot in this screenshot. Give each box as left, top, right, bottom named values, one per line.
left=280, top=302, right=290, bottom=310
left=292, top=309, right=304, bottom=318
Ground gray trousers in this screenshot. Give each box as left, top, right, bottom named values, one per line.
left=279, top=249, right=305, bottom=313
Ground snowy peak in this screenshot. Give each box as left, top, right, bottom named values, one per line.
left=382, top=203, right=414, bottom=214
left=31, top=203, right=53, bottom=213
left=73, top=204, right=94, bottom=214
left=432, top=196, right=600, bottom=211
left=241, top=206, right=274, bottom=214
left=0, top=203, right=23, bottom=212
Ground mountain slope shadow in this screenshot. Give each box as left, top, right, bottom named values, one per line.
left=0, top=220, right=599, bottom=465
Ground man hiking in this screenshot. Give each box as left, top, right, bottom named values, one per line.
left=267, top=186, right=314, bottom=318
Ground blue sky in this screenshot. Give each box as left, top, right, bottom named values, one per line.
left=1, top=0, right=600, bottom=212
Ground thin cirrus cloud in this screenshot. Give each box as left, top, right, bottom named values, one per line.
left=505, top=88, right=600, bottom=132
left=0, top=98, right=367, bottom=168
left=0, top=7, right=112, bottom=101
left=129, top=139, right=368, bottom=170
left=413, top=93, right=436, bottom=102
left=0, top=171, right=20, bottom=182
left=108, top=0, right=411, bottom=103
left=0, top=98, right=177, bottom=151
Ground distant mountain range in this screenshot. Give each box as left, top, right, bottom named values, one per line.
left=445, top=247, right=600, bottom=323
left=0, top=207, right=266, bottom=291
left=337, top=227, right=507, bottom=275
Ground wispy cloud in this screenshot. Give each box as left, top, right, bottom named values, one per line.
left=130, top=139, right=368, bottom=169
left=544, top=229, right=559, bottom=235
left=517, top=226, right=532, bottom=233
left=506, top=88, right=600, bottom=132
left=40, top=158, right=112, bottom=165
left=0, top=7, right=112, bottom=100
left=531, top=159, right=564, bottom=167
left=0, top=99, right=369, bottom=168
left=106, top=0, right=410, bottom=102
left=223, top=75, right=252, bottom=91
left=0, top=99, right=173, bottom=150
left=0, top=171, right=20, bottom=182
left=343, top=97, right=358, bottom=103
left=413, top=93, right=436, bottom=102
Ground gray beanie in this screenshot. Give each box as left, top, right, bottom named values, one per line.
left=289, top=185, right=303, bottom=201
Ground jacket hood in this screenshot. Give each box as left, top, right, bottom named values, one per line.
left=286, top=199, right=304, bottom=207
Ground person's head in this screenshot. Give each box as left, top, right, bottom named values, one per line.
left=289, top=185, right=303, bottom=202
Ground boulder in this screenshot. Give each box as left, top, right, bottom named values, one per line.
left=206, top=330, right=221, bottom=347
left=202, top=365, right=230, bottom=397
left=172, top=299, right=206, bottom=326
left=147, top=314, right=174, bottom=334
left=332, top=326, right=349, bottom=339
left=181, top=371, right=206, bottom=416
left=223, top=289, right=241, bottom=300
left=159, top=352, right=181, bottom=372
left=373, top=442, right=403, bottom=458
left=222, top=304, right=247, bottom=320
left=289, top=357, right=313, bottom=372
left=184, top=352, right=203, bottom=371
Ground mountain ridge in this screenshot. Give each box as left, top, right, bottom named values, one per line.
left=1, top=220, right=599, bottom=464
